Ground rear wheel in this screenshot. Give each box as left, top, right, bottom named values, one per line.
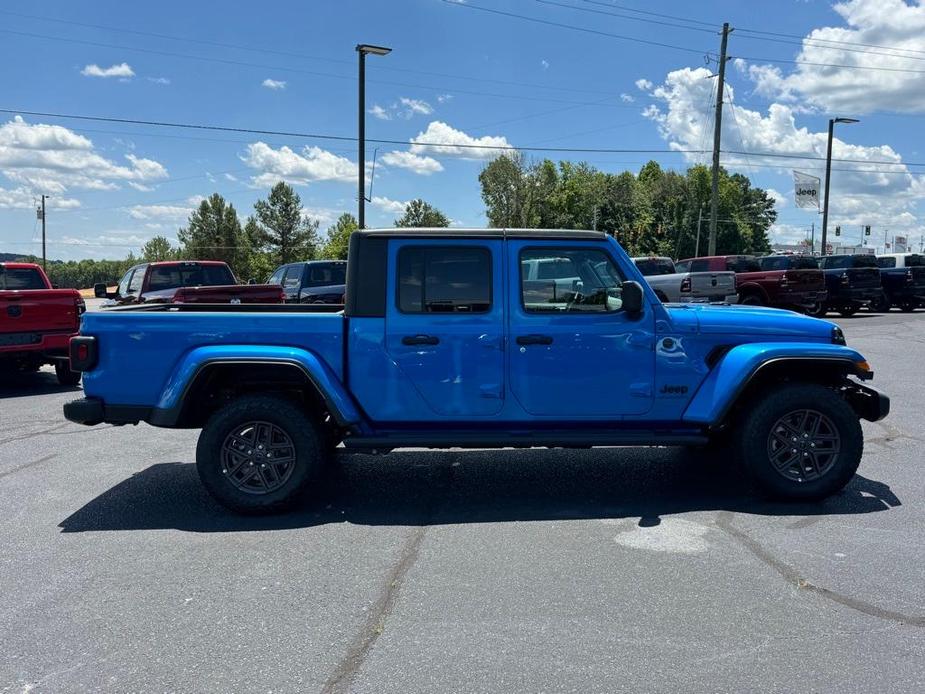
left=899, top=299, right=916, bottom=313
left=806, top=302, right=827, bottom=317
left=870, top=291, right=891, bottom=313
left=196, top=395, right=327, bottom=514
left=838, top=304, right=859, bottom=317
left=54, top=360, right=81, bottom=386
left=736, top=383, right=862, bottom=501
left=739, top=293, right=764, bottom=306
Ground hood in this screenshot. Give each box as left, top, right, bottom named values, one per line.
left=666, top=303, right=835, bottom=340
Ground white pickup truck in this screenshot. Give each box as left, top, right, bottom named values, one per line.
left=632, top=256, right=737, bottom=304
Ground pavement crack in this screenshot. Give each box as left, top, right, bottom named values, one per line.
left=320, top=525, right=427, bottom=694
left=0, top=454, right=57, bottom=480
left=715, top=511, right=925, bottom=628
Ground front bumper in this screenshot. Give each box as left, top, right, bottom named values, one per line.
left=845, top=382, right=890, bottom=422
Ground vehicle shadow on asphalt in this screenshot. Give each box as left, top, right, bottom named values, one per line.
left=0, top=371, right=81, bottom=400
left=58, top=447, right=902, bottom=533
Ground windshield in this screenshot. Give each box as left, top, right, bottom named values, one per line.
left=0, top=267, right=46, bottom=290
left=147, top=264, right=236, bottom=291
left=725, top=256, right=761, bottom=273
left=634, top=258, right=675, bottom=276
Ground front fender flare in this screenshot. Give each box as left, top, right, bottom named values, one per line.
left=682, top=342, right=868, bottom=426
left=151, top=345, right=362, bottom=427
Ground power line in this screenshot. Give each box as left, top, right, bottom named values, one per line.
left=442, top=1, right=712, bottom=56
left=537, top=0, right=716, bottom=34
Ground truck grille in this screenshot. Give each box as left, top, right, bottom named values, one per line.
left=0, top=332, right=41, bottom=347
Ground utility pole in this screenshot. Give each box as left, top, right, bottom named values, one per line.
left=810, top=221, right=815, bottom=254
left=40, top=194, right=47, bottom=270
left=695, top=206, right=703, bottom=257
left=708, top=22, right=732, bottom=257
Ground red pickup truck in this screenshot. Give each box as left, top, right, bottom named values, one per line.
left=676, top=254, right=827, bottom=312
left=1, top=262, right=85, bottom=385
left=95, top=260, right=284, bottom=305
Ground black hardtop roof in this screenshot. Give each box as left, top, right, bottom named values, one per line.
left=358, top=227, right=608, bottom=240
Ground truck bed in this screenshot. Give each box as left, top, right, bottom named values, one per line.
left=80, top=306, right=346, bottom=407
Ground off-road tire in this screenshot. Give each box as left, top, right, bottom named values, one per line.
left=838, top=304, right=859, bottom=317
left=196, top=395, right=326, bottom=514
left=735, top=383, right=862, bottom=501
left=806, top=303, right=828, bottom=317
left=55, top=360, right=81, bottom=386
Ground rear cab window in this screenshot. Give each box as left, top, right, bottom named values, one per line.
left=0, top=267, right=46, bottom=290
left=147, top=263, right=235, bottom=291
left=725, top=257, right=761, bottom=273
left=304, top=263, right=346, bottom=287
left=634, top=258, right=676, bottom=276
left=876, top=257, right=896, bottom=268
left=397, top=246, right=491, bottom=313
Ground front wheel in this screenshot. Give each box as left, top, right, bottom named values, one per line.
left=806, top=302, right=827, bottom=317
left=736, top=384, right=862, bottom=501
left=899, top=300, right=916, bottom=313
left=55, top=360, right=81, bottom=386
left=196, top=395, right=327, bottom=514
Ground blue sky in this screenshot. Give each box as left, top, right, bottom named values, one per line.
left=2, top=0, right=924, bottom=259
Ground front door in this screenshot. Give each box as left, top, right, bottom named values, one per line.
left=508, top=241, right=655, bottom=417
left=384, top=239, right=504, bottom=418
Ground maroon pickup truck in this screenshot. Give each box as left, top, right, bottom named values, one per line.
left=676, top=254, right=827, bottom=312
left=95, top=261, right=284, bottom=305
left=1, top=262, right=85, bottom=385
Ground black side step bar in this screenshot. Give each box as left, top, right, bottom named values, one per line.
left=343, top=430, right=708, bottom=450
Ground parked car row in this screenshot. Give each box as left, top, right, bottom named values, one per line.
left=633, top=252, right=925, bottom=317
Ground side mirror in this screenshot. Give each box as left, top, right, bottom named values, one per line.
left=622, top=280, right=644, bottom=315
left=93, top=283, right=108, bottom=298
left=52, top=284, right=59, bottom=289
left=248, top=278, right=257, bottom=285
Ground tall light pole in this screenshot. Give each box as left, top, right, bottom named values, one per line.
left=820, top=117, right=859, bottom=256
left=356, top=43, right=391, bottom=229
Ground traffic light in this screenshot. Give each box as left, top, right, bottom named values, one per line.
left=835, top=225, right=841, bottom=236
left=864, top=225, right=871, bottom=236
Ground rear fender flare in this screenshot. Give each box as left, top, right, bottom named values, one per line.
left=736, top=282, right=769, bottom=303
left=153, top=345, right=362, bottom=427
left=682, top=342, right=868, bottom=426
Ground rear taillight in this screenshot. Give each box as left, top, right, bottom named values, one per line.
left=76, top=297, right=86, bottom=315
left=680, top=277, right=692, bottom=293
left=69, top=336, right=98, bottom=372
left=905, top=269, right=914, bottom=284
left=278, top=288, right=286, bottom=303
left=779, top=272, right=789, bottom=288
left=173, top=293, right=185, bottom=304
left=840, top=272, right=850, bottom=285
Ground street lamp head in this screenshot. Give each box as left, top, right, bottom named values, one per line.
left=356, top=44, right=392, bottom=56
left=834, top=117, right=860, bottom=124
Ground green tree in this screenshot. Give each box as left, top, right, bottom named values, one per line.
left=394, top=199, right=450, bottom=228
left=177, top=194, right=247, bottom=274
left=141, top=235, right=176, bottom=262
left=251, top=181, right=319, bottom=264
left=320, top=213, right=358, bottom=260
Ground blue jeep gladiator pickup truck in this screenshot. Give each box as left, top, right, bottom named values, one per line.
left=64, top=229, right=889, bottom=513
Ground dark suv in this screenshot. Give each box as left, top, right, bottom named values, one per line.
left=268, top=261, right=346, bottom=304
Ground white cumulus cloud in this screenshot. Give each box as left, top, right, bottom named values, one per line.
left=262, top=78, right=287, bottom=90
left=241, top=142, right=355, bottom=187
left=369, top=104, right=391, bottom=120
left=81, top=63, right=135, bottom=79
left=409, top=121, right=511, bottom=160
left=371, top=196, right=409, bottom=215
left=380, top=150, right=443, bottom=175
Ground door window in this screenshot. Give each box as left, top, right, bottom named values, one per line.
left=397, top=246, right=491, bottom=313
left=520, top=248, right=625, bottom=313
left=117, top=268, right=135, bottom=296
left=282, top=266, right=302, bottom=290
left=268, top=267, right=285, bottom=285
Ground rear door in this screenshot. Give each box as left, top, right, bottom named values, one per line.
left=384, top=239, right=505, bottom=418
left=508, top=240, right=655, bottom=416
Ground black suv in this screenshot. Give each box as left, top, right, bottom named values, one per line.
left=267, top=261, right=346, bottom=304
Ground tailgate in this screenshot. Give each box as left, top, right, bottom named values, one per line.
left=848, top=268, right=881, bottom=288
left=174, top=284, right=283, bottom=304
left=689, top=271, right=736, bottom=297
left=787, top=269, right=826, bottom=291
left=0, top=290, right=79, bottom=335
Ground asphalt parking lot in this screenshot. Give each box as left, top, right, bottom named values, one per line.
left=1, top=310, right=923, bottom=693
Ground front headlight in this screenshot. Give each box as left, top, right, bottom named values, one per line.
left=832, top=326, right=846, bottom=345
